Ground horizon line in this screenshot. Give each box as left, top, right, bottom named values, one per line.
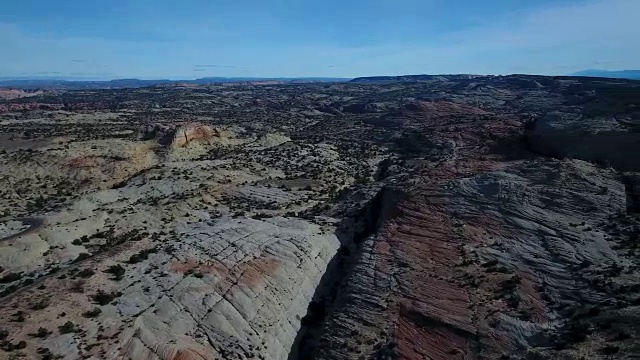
left=0, top=69, right=639, bottom=83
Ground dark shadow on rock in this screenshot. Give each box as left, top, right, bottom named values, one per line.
left=288, top=189, right=388, bottom=360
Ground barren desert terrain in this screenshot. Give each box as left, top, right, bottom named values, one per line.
left=0, top=75, right=638, bottom=360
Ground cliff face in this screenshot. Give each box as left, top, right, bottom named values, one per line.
left=316, top=160, right=631, bottom=360
left=527, top=112, right=640, bottom=171
left=308, top=100, right=640, bottom=360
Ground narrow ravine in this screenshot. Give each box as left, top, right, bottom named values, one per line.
left=288, top=188, right=388, bottom=360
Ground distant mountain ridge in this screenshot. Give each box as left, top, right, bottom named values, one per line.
left=4, top=71, right=639, bottom=90
left=352, top=72, right=640, bottom=83
left=350, top=74, right=482, bottom=83
left=570, top=69, right=640, bottom=80
left=0, top=77, right=350, bottom=90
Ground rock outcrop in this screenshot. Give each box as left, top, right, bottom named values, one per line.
left=0, top=89, right=43, bottom=101
left=527, top=112, right=640, bottom=171
left=114, top=217, right=339, bottom=360
left=169, top=124, right=225, bottom=149
left=303, top=88, right=639, bottom=360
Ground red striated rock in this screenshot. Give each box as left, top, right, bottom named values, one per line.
left=314, top=99, right=631, bottom=360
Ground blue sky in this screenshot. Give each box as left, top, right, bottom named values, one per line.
left=0, top=0, right=638, bottom=79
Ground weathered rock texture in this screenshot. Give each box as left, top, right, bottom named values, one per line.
left=528, top=112, right=640, bottom=170
left=114, top=218, right=339, bottom=360
left=309, top=93, right=640, bottom=360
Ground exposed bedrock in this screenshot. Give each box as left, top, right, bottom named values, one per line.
left=1, top=75, right=639, bottom=360
left=301, top=106, right=640, bottom=359
left=116, top=217, right=341, bottom=360
left=312, top=157, right=636, bottom=360
left=526, top=112, right=640, bottom=171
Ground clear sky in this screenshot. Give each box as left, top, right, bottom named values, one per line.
left=0, top=0, right=638, bottom=79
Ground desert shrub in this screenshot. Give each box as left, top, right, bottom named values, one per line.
left=0, top=340, right=27, bottom=352
left=104, top=264, right=125, bottom=281
left=30, top=297, right=51, bottom=310
left=127, top=248, right=158, bottom=264
left=10, top=311, right=25, bottom=322
left=82, top=307, right=102, bottom=318
left=601, top=345, right=620, bottom=355
left=0, top=272, right=23, bottom=284
left=58, top=321, right=77, bottom=334
left=29, top=327, right=50, bottom=338
left=91, top=290, right=122, bottom=305
left=70, top=280, right=85, bottom=293
left=77, top=269, right=95, bottom=278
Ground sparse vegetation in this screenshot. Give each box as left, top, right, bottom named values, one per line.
left=104, top=264, right=126, bottom=281
left=58, top=321, right=77, bottom=334
left=10, top=311, right=25, bottom=323
left=77, top=268, right=95, bottom=278
left=70, top=280, right=85, bottom=293
left=28, top=327, right=51, bottom=338
left=0, top=272, right=23, bottom=284
left=30, top=297, right=51, bottom=310
left=91, top=290, right=122, bottom=305
left=0, top=340, right=27, bottom=352
left=127, top=247, right=158, bottom=264
left=0, top=74, right=638, bottom=360
left=82, top=307, right=102, bottom=318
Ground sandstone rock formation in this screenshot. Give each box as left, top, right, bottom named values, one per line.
left=0, top=89, right=43, bottom=101
left=169, top=124, right=226, bottom=149
left=527, top=112, right=640, bottom=171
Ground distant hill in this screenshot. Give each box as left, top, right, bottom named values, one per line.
left=571, top=70, right=640, bottom=80
left=0, top=77, right=350, bottom=90
left=0, top=78, right=173, bottom=90
left=350, top=74, right=481, bottom=83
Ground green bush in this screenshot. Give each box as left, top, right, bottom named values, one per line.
left=104, top=264, right=125, bottom=281
left=30, top=297, right=51, bottom=310
left=58, top=321, right=77, bottom=334
left=29, top=327, right=51, bottom=338
left=91, top=290, right=122, bottom=305
left=77, top=269, right=95, bottom=278
left=82, top=307, right=102, bottom=318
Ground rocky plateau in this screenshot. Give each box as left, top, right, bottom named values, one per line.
left=0, top=75, right=638, bottom=360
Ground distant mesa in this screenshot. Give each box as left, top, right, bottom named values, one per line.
left=8, top=71, right=639, bottom=90
left=0, top=77, right=351, bottom=90
left=350, top=74, right=481, bottom=83
left=570, top=69, right=640, bottom=80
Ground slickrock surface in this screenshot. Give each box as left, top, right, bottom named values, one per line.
left=0, top=75, right=638, bottom=360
